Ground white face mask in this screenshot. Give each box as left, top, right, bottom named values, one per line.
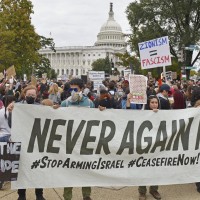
left=71, top=91, right=83, bottom=102
left=118, top=91, right=124, bottom=97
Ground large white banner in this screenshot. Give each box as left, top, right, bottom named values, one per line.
left=11, top=104, right=200, bottom=189
left=138, top=36, right=172, bottom=69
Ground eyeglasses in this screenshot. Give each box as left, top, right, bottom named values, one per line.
left=69, top=88, right=78, bottom=92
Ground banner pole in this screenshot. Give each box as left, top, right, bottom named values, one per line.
left=163, top=66, right=166, bottom=81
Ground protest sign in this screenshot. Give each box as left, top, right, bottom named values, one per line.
left=110, top=75, right=119, bottom=81
left=0, top=73, right=4, bottom=81
left=88, top=71, right=105, bottom=90
left=0, top=142, right=21, bottom=181
left=124, top=69, right=131, bottom=80
left=31, top=76, right=37, bottom=86
left=172, top=72, right=177, bottom=79
left=138, top=36, right=171, bottom=69
left=129, top=75, right=147, bottom=104
left=23, top=74, right=27, bottom=82
left=60, top=74, right=68, bottom=81
left=93, top=81, right=103, bottom=90
left=12, top=104, right=200, bottom=189
left=6, top=65, right=16, bottom=79
left=88, top=71, right=105, bottom=81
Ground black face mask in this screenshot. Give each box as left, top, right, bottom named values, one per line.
left=25, top=96, right=35, bottom=104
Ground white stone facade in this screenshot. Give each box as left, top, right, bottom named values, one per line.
left=39, top=3, right=126, bottom=78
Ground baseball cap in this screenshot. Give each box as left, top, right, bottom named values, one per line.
left=160, top=84, right=170, bottom=91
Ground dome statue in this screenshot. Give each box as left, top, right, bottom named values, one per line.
left=95, top=3, right=126, bottom=49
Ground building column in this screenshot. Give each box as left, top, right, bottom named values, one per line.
left=55, top=53, right=58, bottom=68
left=60, top=53, right=62, bottom=67
left=51, top=53, right=53, bottom=67
left=65, top=53, right=67, bottom=67
left=79, top=68, right=81, bottom=76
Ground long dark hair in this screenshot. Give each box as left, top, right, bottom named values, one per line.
left=145, top=95, right=160, bottom=110
left=2, top=95, right=15, bottom=119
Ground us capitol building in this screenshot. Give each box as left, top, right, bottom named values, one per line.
left=39, top=3, right=126, bottom=78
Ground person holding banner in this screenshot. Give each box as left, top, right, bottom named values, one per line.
left=61, top=78, right=94, bottom=109
left=94, top=89, right=116, bottom=109
left=194, top=99, right=200, bottom=193
left=48, top=83, right=61, bottom=105
left=138, top=95, right=161, bottom=200
left=17, top=85, right=45, bottom=200
left=61, top=78, right=94, bottom=200
left=0, top=95, right=15, bottom=189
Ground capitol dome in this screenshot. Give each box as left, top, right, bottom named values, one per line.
left=95, top=3, right=126, bottom=48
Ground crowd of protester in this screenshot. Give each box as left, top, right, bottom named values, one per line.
left=0, top=75, right=200, bottom=200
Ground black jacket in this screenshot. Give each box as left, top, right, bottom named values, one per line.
left=159, top=97, right=171, bottom=110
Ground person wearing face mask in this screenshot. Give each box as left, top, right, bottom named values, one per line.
left=17, top=85, right=45, bottom=200
left=21, top=85, right=39, bottom=105
left=94, top=89, right=116, bottom=109
left=61, top=78, right=94, bottom=200
left=61, top=78, right=94, bottom=108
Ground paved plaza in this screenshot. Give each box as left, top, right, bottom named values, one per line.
left=0, top=182, right=200, bottom=200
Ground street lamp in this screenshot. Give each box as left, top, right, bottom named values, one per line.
left=185, top=45, right=200, bottom=51
left=184, top=45, right=199, bottom=79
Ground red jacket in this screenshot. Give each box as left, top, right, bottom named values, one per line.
left=173, top=90, right=186, bottom=109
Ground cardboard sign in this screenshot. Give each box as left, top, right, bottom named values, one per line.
left=31, top=76, right=37, bottom=86
left=6, top=65, right=16, bottom=79
left=0, top=73, right=4, bottom=81
left=110, top=75, right=119, bottom=81
left=172, top=72, right=177, bottom=79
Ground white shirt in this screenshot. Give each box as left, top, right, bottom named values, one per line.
left=0, top=108, right=11, bottom=138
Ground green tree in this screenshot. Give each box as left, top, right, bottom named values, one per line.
left=34, top=57, right=57, bottom=79
left=198, top=69, right=200, bottom=77
left=115, top=51, right=143, bottom=74
left=0, top=0, right=55, bottom=78
left=190, top=70, right=197, bottom=77
left=126, top=0, right=200, bottom=78
left=92, top=56, right=111, bottom=75
left=104, top=55, right=112, bottom=75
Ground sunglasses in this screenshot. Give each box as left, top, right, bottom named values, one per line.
left=69, top=88, right=78, bottom=92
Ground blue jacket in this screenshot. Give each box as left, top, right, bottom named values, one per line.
left=61, top=96, right=94, bottom=108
